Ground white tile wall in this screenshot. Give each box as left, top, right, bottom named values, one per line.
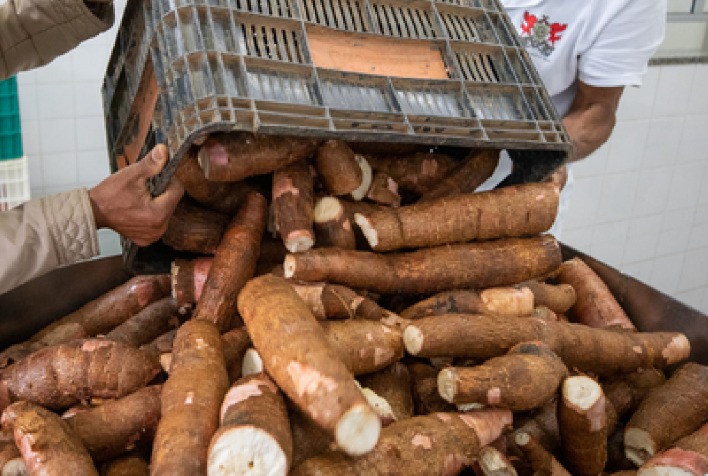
left=566, top=63, right=708, bottom=314
left=10, top=3, right=708, bottom=315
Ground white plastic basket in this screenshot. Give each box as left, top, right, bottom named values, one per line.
left=0, top=156, right=30, bottom=211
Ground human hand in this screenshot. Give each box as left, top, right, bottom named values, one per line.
left=89, top=144, right=184, bottom=247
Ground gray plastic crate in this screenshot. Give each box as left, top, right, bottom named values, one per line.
left=102, top=0, right=571, bottom=272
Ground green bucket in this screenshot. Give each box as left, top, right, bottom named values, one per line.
left=0, top=77, right=23, bottom=160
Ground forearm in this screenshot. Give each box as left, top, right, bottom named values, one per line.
left=0, top=0, right=113, bottom=79
left=0, top=189, right=99, bottom=294
left=562, top=83, right=624, bottom=162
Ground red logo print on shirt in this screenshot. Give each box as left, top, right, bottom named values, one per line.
left=520, top=11, right=567, bottom=57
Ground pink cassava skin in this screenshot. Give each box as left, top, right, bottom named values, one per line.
left=191, top=190, right=267, bottom=332
left=150, top=319, right=229, bottom=476
left=30, top=274, right=171, bottom=342
left=355, top=182, right=559, bottom=251
left=404, top=314, right=690, bottom=376
left=1, top=401, right=98, bottom=475
left=558, top=258, right=635, bottom=329
left=284, top=235, right=562, bottom=295
left=272, top=159, right=315, bottom=252
left=198, top=132, right=320, bottom=182
left=290, top=410, right=512, bottom=475
left=1, top=339, right=160, bottom=411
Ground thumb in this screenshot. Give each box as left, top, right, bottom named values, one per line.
left=137, top=144, right=169, bottom=178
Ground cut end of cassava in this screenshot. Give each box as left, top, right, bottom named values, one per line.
left=335, top=403, right=381, bottom=456
left=242, top=348, right=264, bottom=377
left=662, top=334, right=691, bottom=365
left=283, top=255, right=296, bottom=279
left=514, top=431, right=531, bottom=447
left=2, top=458, right=28, bottom=475
left=403, top=325, right=424, bottom=355
left=625, top=427, right=657, bottom=467
left=208, top=426, right=288, bottom=476
left=350, top=155, right=373, bottom=201
left=638, top=448, right=708, bottom=476
left=562, top=375, right=601, bottom=411
left=479, top=447, right=517, bottom=476
left=314, top=197, right=344, bottom=223
left=437, top=368, right=457, bottom=403
left=159, top=353, right=173, bottom=373
left=353, top=213, right=378, bottom=249
left=285, top=231, right=314, bottom=253
left=360, top=387, right=396, bottom=426
left=638, top=468, right=693, bottom=476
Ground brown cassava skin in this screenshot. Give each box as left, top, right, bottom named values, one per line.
left=138, top=329, right=177, bottom=364
left=220, top=328, right=251, bottom=384
left=407, top=362, right=456, bottom=415
left=191, top=191, right=267, bottom=332
left=64, top=385, right=162, bottom=462
left=313, top=196, right=357, bottom=250
left=315, top=140, right=363, bottom=196
left=237, top=275, right=378, bottom=453
left=603, top=368, right=666, bottom=432
left=100, top=453, right=150, bottom=476
left=150, top=319, right=229, bottom=476
left=558, top=258, right=635, bottom=330
left=174, top=149, right=250, bottom=215
left=358, top=362, right=414, bottom=422
left=518, top=280, right=576, bottom=314
left=291, top=283, right=387, bottom=321
left=558, top=376, right=608, bottom=476
left=198, top=132, right=320, bottom=182
left=1, top=401, right=98, bottom=475
left=161, top=198, right=230, bottom=254
left=514, top=431, right=570, bottom=476
left=514, top=398, right=561, bottom=453
left=365, top=172, right=401, bottom=207
left=259, top=235, right=289, bottom=264
left=170, top=257, right=213, bottom=307
left=291, top=410, right=512, bottom=475
left=29, top=275, right=171, bottom=342
left=208, top=373, right=292, bottom=473
left=1, top=339, right=160, bottom=410
left=625, top=362, right=708, bottom=465
left=284, top=235, right=562, bottom=295
left=400, top=287, right=534, bottom=320
left=418, top=149, right=499, bottom=202
left=364, top=152, right=456, bottom=196
left=355, top=182, right=559, bottom=252
left=272, top=160, right=315, bottom=253
left=104, top=297, right=181, bottom=347
left=319, top=320, right=404, bottom=376
left=289, top=407, right=335, bottom=468
left=404, top=314, right=690, bottom=376
left=0, top=441, right=20, bottom=469
left=475, top=446, right=517, bottom=476
left=438, top=341, right=567, bottom=411
left=638, top=423, right=708, bottom=475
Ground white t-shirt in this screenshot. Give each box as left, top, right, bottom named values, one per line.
left=481, top=0, right=666, bottom=238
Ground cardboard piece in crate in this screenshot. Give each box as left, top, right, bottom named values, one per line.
left=102, top=0, right=572, bottom=272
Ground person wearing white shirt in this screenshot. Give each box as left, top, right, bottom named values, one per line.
left=484, top=0, right=667, bottom=238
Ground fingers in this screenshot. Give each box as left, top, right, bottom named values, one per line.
left=135, top=144, right=170, bottom=179
left=153, top=176, right=185, bottom=215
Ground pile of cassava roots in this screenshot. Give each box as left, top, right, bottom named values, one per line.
left=1, top=133, right=706, bottom=476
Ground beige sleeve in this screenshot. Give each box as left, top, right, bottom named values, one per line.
left=0, top=188, right=100, bottom=295
left=0, top=0, right=113, bottom=79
